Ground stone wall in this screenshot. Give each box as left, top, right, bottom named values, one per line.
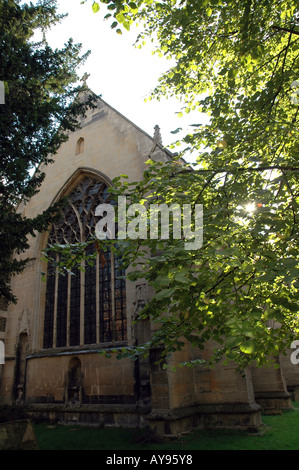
left=24, top=352, right=135, bottom=405
left=147, top=342, right=263, bottom=436
left=251, top=358, right=293, bottom=412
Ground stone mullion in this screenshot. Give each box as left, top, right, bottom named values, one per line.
left=80, top=259, right=85, bottom=346
left=111, top=252, right=116, bottom=341
left=66, top=273, right=71, bottom=347
left=96, top=253, right=100, bottom=344
left=53, top=254, right=59, bottom=348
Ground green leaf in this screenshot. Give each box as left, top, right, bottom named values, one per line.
left=174, top=272, right=190, bottom=284
left=219, top=68, right=228, bottom=76
left=226, top=336, right=242, bottom=349
left=240, top=341, right=255, bottom=354
left=123, top=21, right=131, bottom=31
left=116, top=12, right=125, bottom=23
left=155, top=288, right=176, bottom=300
left=170, top=127, right=182, bottom=134
left=129, top=2, right=138, bottom=12
left=92, top=2, right=100, bottom=13
left=228, top=68, right=238, bottom=79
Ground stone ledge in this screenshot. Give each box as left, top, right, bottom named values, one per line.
left=148, top=402, right=261, bottom=422
left=23, top=402, right=151, bottom=415
left=254, top=390, right=293, bottom=411
left=24, top=404, right=151, bottom=429
left=147, top=403, right=263, bottom=436
left=254, top=391, right=291, bottom=398
left=26, top=341, right=128, bottom=360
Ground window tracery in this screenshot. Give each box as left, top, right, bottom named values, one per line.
left=43, top=176, right=127, bottom=349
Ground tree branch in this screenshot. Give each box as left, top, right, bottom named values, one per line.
left=179, top=166, right=299, bottom=175
left=271, top=25, right=299, bottom=36
left=205, top=267, right=238, bottom=295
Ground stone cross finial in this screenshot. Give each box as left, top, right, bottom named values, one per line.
left=81, top=73, right=90, bottom=87
left=153, top=124, right=162, bottom=144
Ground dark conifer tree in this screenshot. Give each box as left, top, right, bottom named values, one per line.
left=0, top=0, right=96, bottom=304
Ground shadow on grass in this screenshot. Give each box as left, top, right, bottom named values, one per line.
left=33, top=403, right=299, bottom=450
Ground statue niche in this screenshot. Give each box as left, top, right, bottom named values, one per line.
left=66, top=357, right=82, bottom=406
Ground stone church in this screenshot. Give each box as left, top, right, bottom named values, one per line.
left=0, top=92, right=298, bottom=436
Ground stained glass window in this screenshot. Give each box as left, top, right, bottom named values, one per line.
left=43, top=176, right=127, bottom=349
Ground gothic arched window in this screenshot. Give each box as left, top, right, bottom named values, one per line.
left=43, top=176, right=127, bottom=349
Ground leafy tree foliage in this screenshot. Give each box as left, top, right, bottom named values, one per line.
left=66, top=0, right=299, bottom=369
left=0, top=0, right=96, bottom=305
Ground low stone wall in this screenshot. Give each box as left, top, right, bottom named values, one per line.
left=147, top=402, right=263, bottom=437
left=25, top=403, right=150, bottom=429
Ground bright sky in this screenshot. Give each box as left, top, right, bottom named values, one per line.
left=42, top=0, right=206, bottom=159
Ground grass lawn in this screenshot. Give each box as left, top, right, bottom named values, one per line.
left=33, top=402, right=299, bottom=450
